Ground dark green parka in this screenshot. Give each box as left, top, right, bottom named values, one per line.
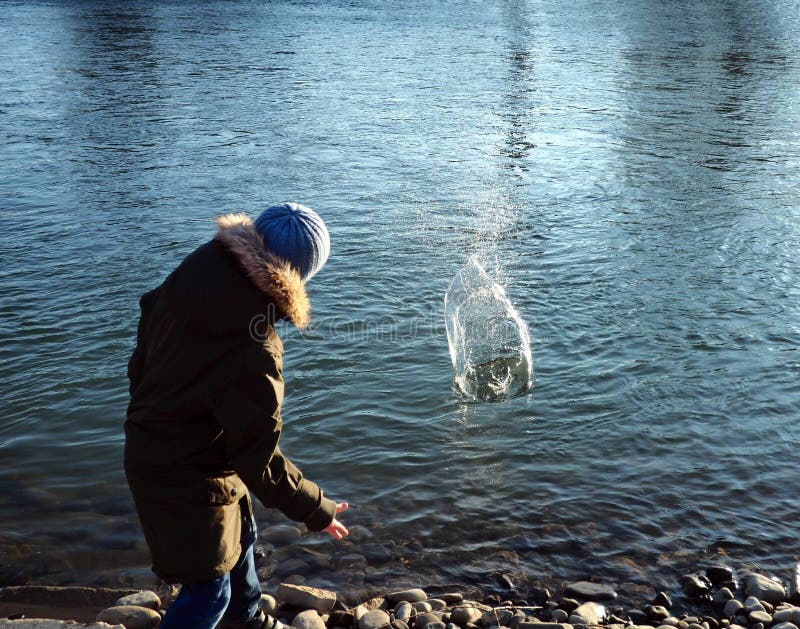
left=125, top=213, right=336, bottom=584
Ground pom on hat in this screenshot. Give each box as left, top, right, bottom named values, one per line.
left=254, top=202, right=330, bottom=282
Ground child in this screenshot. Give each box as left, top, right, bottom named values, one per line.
left=125, top=203, right=348, bottom=629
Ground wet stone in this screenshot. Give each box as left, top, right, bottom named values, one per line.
left=653, top=592, right=672, bottom=608
left=748, top=611, right=772, bottom=625
left=293, top=610, right=327, bottom=629
left=628, top=610, right=649, bottom=624
left=745, top=574, right=786, bottom=604
left=96, top=605, right=161, bottom=629
left=551, top=609, right=569, bottom=623
left=724, top=601, right=745, bottom=617
left=713, top=589, right=735, bottom=606
left=680, top=574, right=712, bottom=598
left=260, top=524, right=304, bottom=544
left=707, top=566, right=735, bottom=586
left=565, top=582, right=618, bottom=601
left=648, top=606, right=670, bottom=622
left=531, top=588, right=552, bottom=604
left=114, top=590, right=161, bottom=610
left=560, top=599, right=580, bottom=614
left=361, top=609, right=392, bottom=629
left=772, top=622, right=799, bottom=629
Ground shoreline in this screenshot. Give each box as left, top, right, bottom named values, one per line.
left=1, top=564, right=799, bottom=629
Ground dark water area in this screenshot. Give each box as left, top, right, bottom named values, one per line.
left=1, top=0, right=800, bottom=605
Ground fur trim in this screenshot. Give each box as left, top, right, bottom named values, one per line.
left=214, top=213, right=311, bottom=329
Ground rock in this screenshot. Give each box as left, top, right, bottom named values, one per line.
left=439, top=593, right=464, bottom=605
left=425, top=623, right=446, bottom=629
left=660, top=618, right=680, bottom=627
left=395, top=602, right=414, bottom=622
left=262, top=594, right=277, bottom=615
left=744, top=574, right=786, bottom=604
left=551, top=609, right=569, bottom=623
left=647, top=606, right=670, bottom=622
left=510, top=612, right=527, bottom=629
left=680, top=574, right=712, bottom=598
left=451, top=606, right=482, bottom=626
left=703, top=616, right=719, bottom=629
left=260, top=524, right=303, bottom=544
left=744, top=597, right=765, bottom=613
left=293, top=610, right=327, bottom=629
left=707, top=567, right=735, bottom=586
left=565, top=582, right=618, bottom=601
left=518, top=624, right=573, bottom=629
left=531, top=588, right=551, bottom=604
left=330, top=610, right=356, bottom=626
left=560, top=599, right=580, bottom=614
left=713, top=589, right=735, bottom=606
left=628, top=610, right=649, bottom=624
left=276, top=584, right=337, bottom=613
left=393, top=622, right=411, bottom=629
left=772, top=623, right=799, bottom=629
left=413, top=602, right=433, bottom=613
left=724, top=600, right=744, bottom=617
left=569, top=602, right=604, bottom=626
left=416, top=612, right=444, bottom=629
left=360, top=610, right=391, bottom=629
left=348, top=525, right=375, bottom=541
left=653, top=592, right=672, bottom=608
left=96, top=605, right=161, bottom=629
left=773, top=609, right=800, bottom=624
left=388, top=589, right=428, bottom=605
left=751, top=624, right=764, bottom=629
left=748, top=611, right=772, bottom=625
left=114, top=590, right=161, bottom=610
left=429, top=600, right=447, bottom=611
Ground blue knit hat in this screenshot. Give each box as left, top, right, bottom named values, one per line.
left=254, top=202, right=330, bottom=282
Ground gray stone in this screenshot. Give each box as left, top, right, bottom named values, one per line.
left=773, top=610, right=796, bottom=624
left=413, top=602, right=433, bottom=613
left=446, top=624, right=460, bottom=629
left=658, top=626, right=677, bottom=629
left=439, top=594, right=465, bottom=605
left=565, top=582, right=618, bottom=601
left=96, top=605, right=161, bottom=629
left=510, top=612, right=526, bottom=629
left=724, top=600, right=744, bottom=617
left=707, top=566, right=735, bottom=585
left=395, top=602, right=414, bottom=622
left=114, top=590, right=161, bottom=610
left=261, top=594, right=277, bottom=615
left=429, top=600, right=447, bottom=611
left=451, top=606, right=482, bottom=626
left=393, top=621, right=410, bottom=629
left=416, top=612, right=445, bottom=629
left=748, top=611, right=771, bottom=625
left=647, top=606, right=670, bottom=622
left=356, top=599, right=389, bottom=621
left=745, top=597, right=766, bottom=613
left=569, top=602, right=604, bottom=626
left=772, top=623, right=799, bottom=629
left=293, top=610, right=327, bottom=629
left=387, top=589, right=428, bottom=605
left=276, top=584, right=338, bottom=613
left=518, top=624, right=573, bottom=629
left=713, top=589, right=735, bottom=606
left=360, top=610, right=391, bottom=629
left=744, top=574, right=786, bottom=604
left=680, top=574, right=712, bottom=598
left=260, top=524, right=304, bottom=544
left=425, top=624, right=446, bottom=629
left=551, top=610, right=569, bottom=623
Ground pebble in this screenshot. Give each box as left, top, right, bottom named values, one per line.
left=773, top=609, right=800, bottom=624
left=510, top=611, right=527, bottom=629
left=653, top=592, right=672, bottom=608
left=395, top=602, right=414, bottom=621
left=429, top=600, right=448, bottom=611
left=518, top=624, right=574, bottom=629
left=0, top=623, right=126, bottom=628
left=748, top=611, right=772, bottom=625
left=680, top=574, right=712, bottom=598
left=393, top=622, right=410, bottom=629
left=451, top=606, right=482, bottom=626
left=114, top=590, right=161, bottom=610
left=425, top=623, right=446, bottom=629
left=416, top=613, right=445, bottom=629
left=439, top=593, right=465, bottom=605
left=772, top=623, right=800, bottom=629
left=560, top=599, right=580, bottom=614
left=628, top=610, right=649, bottom=624
left=744, top=597, right=765, bottom=613
left=96, top=605, right=161, bottom=629
left=277, top=584, right=338, bottom=613
left=388, top=589, right=428, bottom=605
left=414, top=602, right=434, bottom=613
left=566, top=582, right=618, bottom=601
left=551, top=610, right=569, bottom=623
left=360, top=610, right=392, bottom=629
left=293, top=610, right=327, bottom=629
left=330, top=611, right=356, bottom=626
left=531, top=588, right=552, bottom=604
left=260, top=524, right=303, bottom=544
left=569, top=602, right=604, bottom=626
left=707, top=567, right=735, bottom=586
left=647, top=607, right=670, bottom=622
left=724, top=601, right=744, bottom=617
left=744, top=574, right=786, bottom=604
left=661, top=618, right=680, bottom=627
left=713, top=589, right=735, bottom=606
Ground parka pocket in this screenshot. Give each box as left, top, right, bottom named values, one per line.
left=203, top=475, right=247, bottom=506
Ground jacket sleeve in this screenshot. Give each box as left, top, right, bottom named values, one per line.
left=212, top=358, right=337, bottom=532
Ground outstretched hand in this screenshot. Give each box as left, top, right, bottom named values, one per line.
left=323, top=502, right=349, bottom=540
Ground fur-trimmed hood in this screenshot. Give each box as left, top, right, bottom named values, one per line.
left=214, top=213, right=310, bottom=329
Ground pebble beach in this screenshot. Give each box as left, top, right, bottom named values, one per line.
left=2, top=563, right=799, bottom=629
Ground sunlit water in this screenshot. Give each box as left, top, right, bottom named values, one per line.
left=2, top=0, right=800, bottom=605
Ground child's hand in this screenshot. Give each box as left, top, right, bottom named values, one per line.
left=323, top=502, right=349, bottom=540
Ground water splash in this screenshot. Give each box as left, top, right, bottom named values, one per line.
left=444, top=257, right=532, bottom=402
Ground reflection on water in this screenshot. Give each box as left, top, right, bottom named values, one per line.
left=1, top=0, right=800, bottom=601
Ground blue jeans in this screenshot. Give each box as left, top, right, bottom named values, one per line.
left=160, top=502, right=261, bottom=629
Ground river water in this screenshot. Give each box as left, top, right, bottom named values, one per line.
left=1, top=0, right=799, bottom=604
